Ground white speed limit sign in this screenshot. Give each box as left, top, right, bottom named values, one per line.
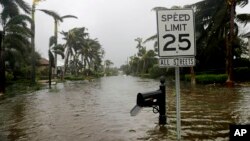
left=157, top=9, right=195, bottom=57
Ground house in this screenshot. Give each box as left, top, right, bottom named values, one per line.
left=38, top=58, right=49, bottom=72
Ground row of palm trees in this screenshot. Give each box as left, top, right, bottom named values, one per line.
left=0, top=0, right=107, bottom=93
left=123, top=37, right=157, bottom=75
left=61, top=27, right=104, bottom=78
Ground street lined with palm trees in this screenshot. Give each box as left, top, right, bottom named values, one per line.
left=0, top=0, right=116, bottom=94
left=1, top=0, right=250, bottom=140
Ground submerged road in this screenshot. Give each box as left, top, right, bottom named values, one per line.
left=0, top=75, right=250, bottom=140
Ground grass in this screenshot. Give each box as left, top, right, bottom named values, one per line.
left=4, top=80, right=43, bottom=98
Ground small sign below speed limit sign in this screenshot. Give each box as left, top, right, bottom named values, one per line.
left=157, top=9, right=195, bottom=57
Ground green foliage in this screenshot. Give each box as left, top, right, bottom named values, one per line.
left=37, top=67, right=49, bottom=80
left=5, top=81, right=42, bottom=97
left=149, top=65, right=167, bottom=78
left=138, top=73, right=150, bottom=78
left=106, top=67, right=119, bottom=76
left=5, top=72, right=14, bottom=81
left=38, top=9, right=62, bottom=21
left=234, top=67, right=250, bottom=81
left=125, top=37, right=158, bottom=75
left=148, top=65, right=176, bottom=78
left=185, top=74, right=227, bottom=84
left=64, top=76, right=85, bottom=81
left=126, top=0, right=250, bottom=84
left=120, top=64, right=131, bottom=75
left=234, top=58, right=250, bottom=68
left=62, top=27, right=104, bottom=77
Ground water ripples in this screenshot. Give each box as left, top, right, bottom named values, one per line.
left=0, top=76, right=250, bottom=141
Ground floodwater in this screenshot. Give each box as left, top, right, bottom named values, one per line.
left=0, top=75, right=250, bottom=141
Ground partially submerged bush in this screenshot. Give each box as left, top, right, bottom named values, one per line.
left=234, top=67, right=250, bottom=81
left=185, top=74, right=227, bottom=84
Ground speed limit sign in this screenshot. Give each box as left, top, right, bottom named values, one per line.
left=157, top=9, right=195, bottom=57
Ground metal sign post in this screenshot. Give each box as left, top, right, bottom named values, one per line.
left=156, top=9, right=196, bottom=140
left=175, top=67, right=181, bottom=140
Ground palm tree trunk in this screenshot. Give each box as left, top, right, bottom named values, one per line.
left=86, top=58, right=91, bottom=76
left=86, top=58, right=91, bottom=70
left=226, top=1, right=235, bottom=86
left=48, top=50, right=52, bottom=88
left=54, top=20, right=58, bottom=77
left=83, top=58, right=87, bottom=70
left=31, top=3, right=36, bottom=83
left=0, top=31, right=5, bottom=94
left=143, top=59, right=146, bottom=73
left=136, top=60, right=139, bottom=74
left=248, top=37, right=250, bottom=61
left=63, top=47, right=70, bottom=80
left=190, top=67, right=196, bottom=85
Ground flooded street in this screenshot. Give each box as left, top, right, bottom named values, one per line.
left=0, top=75, right=250, bottom=141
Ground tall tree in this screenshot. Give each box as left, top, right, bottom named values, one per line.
left=0, top=0, right=31, bottom=94
left=104, top=59, right=113, bottom=71
left=48, top=36, right=64, bottom=88
left=38, top=9, right=77, bottom=76
left=134, top=37, right=146, bottom=73
left=80, top=38, right=103, bottom=71
left=31, top=0, right=45, bottom=84
left=193, top=0, right=249, bottom=85
left=226, top=0, right=248, bottom=85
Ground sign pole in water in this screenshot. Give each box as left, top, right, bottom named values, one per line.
left=156, top=9, right=195, bottom=140
left=175, top=67, right=181, bottom=140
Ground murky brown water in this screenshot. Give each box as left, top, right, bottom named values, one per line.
left=0, top=76, right=250, bottom=141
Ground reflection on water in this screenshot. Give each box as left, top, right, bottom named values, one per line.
left=0, top=76, right=250, bottom=141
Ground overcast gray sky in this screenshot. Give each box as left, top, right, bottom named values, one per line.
left=24, top=0, right=250, bottom=67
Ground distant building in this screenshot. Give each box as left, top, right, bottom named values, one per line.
left=38, top=58, right=49, bottom=71
left=39, top=58, right=49, bottom=65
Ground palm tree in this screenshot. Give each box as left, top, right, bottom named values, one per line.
left=129, top=55, right=140, bottom=74
left=61, top=27, right=104, bottom=78
left=226, top=0, right=248, bottom=85
left=104, top=59, right=113, bottom=74
left=134, top=37, right=146, bottom=73
left=0, top=0, right=31, bottom=94
left=193, top=0, right=249, bottom=85
left=143, top=50, right=157, bottom=73
left=80, top=38, right=103, bottom=71
left=31, top=0, right=45, bottom=84
left=61, top=27, right=88, bottom=79
left=0, top=15, right=32, bottom=93
left=38, top=9, right=77, bottom=77
left=48, top=36, right=64, bottom=88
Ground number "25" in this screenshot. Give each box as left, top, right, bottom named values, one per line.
left=163, top=34, right=191, bottom=51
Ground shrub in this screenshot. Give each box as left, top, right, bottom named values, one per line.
left=6, top=72, right=14, bottom=81
left=64, top=76, right=85, bottom=81
left=139, top=73, right=150, bottom=78
left=149, top=65, right=167, bottom=78
left=234, top=67, right=250, bottom=81
left=185, top=74, right=227, bottom=84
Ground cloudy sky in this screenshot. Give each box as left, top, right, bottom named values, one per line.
left=23, top=0, right=250, bottom=67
